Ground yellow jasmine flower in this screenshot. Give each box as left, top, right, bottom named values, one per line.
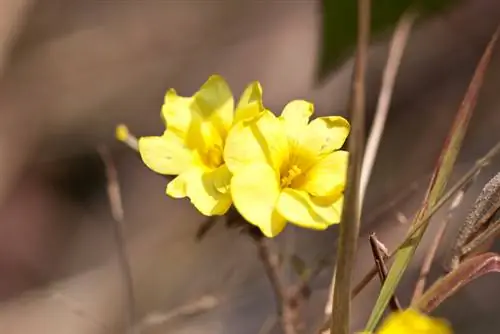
left=138, top=75, right=264, bottom=216
left=374, top=309, right=452, bottom=334
left=224, top=100, right=350, bottom=237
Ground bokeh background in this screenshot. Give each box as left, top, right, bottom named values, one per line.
left=0, top=1, right=498, bottom=333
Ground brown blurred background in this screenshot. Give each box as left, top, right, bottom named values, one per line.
left=0, top=1, right=498, bottom=333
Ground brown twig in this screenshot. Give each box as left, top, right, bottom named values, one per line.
left=359, top=10, right=417, bottom=204
left=328, top=1, right=370, bottom=333
left=411, top=184, right=468, bottom=303
left=414, top=252, right=500, bottom=313
left=98, top=145, right=137, bottom=333
left=351, top=140, right=500, bottom=300
left=254, top=236, right=299, bottom=334
left=369, top=234, right=401, bottom=311
left=134, top=295, right=219, bottom=332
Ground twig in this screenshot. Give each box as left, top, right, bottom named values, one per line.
left=359, top=11, right=417, bottom=205
left=369, top=234, right=401, bottom=311
left=351, top=140, right=500, bottom=299
left=98, top=145, right=137, bottom=333
left=255, top=236, right=299, bottom=334
left=328, top=0, right=370, bottom=333
left=414, top=252, right=500, bottom=313
left=134, top=295, right=218, bottom=332
left=411, top=181, right=469, bottom=303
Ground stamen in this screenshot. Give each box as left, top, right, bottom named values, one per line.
left=280, top=165, right=302, bottom=188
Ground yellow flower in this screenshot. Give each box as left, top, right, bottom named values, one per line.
left=375, top=309, right=452, bottom=334
left=224, top=100, right=350, bottom=237
left=138, top=75, right=264, bottom=216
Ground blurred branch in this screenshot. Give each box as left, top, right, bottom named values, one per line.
left=98, top=145, right=136, bottom=333
left=254, top=236, right=300, bottom=334
left=411, top=180, right=469, bottom=302
left=359, top=10, right=417, bottom=205
left=134, top=295, right=219, bottom=332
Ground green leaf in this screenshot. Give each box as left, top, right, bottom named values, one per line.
left=364, top=28, right=499, bottom=331
left=317, top=0, right=459, bottom=81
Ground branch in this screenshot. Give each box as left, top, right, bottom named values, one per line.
left=98, top=145, right=137, bottom=332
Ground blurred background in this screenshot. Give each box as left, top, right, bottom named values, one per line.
left=0, top=0, right=498, bottom=333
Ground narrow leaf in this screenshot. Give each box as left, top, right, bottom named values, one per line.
left=364, top=27, right=499, bottom=331
left=414, top=252, right=500, bottom=313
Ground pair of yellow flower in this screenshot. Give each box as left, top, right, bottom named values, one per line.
left=138, top=75, right=350, bottom=237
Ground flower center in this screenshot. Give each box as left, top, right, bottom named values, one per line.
left=205, top=146, right=223, bottom=169
left=280, top=165, right=302, bottom=188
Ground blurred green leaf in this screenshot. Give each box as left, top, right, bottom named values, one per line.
left=317, top=0, right=459, bottom=81
left=364, top=28, right=498, bottom=331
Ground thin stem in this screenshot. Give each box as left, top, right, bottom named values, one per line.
left=98, top=145, right=136, bottom=333
left=255, top=237, right=298, bottom=334
left=359, top=11, right=416, bottom=205
left=329, top=0, right=370, bottom=333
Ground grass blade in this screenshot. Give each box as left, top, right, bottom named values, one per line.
left=364, top=27, right=499, bottom=331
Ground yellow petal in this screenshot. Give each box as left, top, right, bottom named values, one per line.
left=236, top=81, right=263, bottom=110
left=211, top=164, right=232, bottom=194
left=194, top=75, right=234, bottom=137
left=166, top=173, right=188, bottom=198
left=160, top=76, right=233, bottom=151
left=183, top=167, right=233, bottom=216
left=299, top=150, right=348, bottom=197
left=230, top=163, right=287, bottom=237
left=302, top=116, right=350, bottom=156
left=224, top=110, right=289, bottom=173
left=378, top=309, right=452, bottom=334
left=280, top=100, right=314, bottom=146
left=161, top=88, right=193, bottom=138
left=276, top=188, right=342, bottom=229
left=234, top=101, right=266, bottom=125
left=138, top=132, right=193, bottom=175
left=234, top=81, right=264, bottom=124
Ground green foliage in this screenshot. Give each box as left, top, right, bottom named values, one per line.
left=317, top=0, right=459, bottom=80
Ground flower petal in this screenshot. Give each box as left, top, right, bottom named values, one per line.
left=193, top=75, right=234, bottom=137
left=230, top=163, right=286, bottom=237
left=276, top=188, right=342, bottom=229
left=161, top=89, right=193, bottom=138
left=138, top=132, right=193, bottom=175
left=280, top=100, right=314, bottom=146
left=160, top=75, right=233, bottom=154
left=182, top=167, right=233, bottom=216
left=299, top=150, right=348, bottom=197
left=302, top=116, right=350, bottom=156
left=224, top=110, right=289, bottom=173
left=234, top=81, right=264, bottom=123
left=378, top=309, right=452, bottom=334
left=237, top=81, right=263, bottom=110
left=166, top=173, right=189, bottom=198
